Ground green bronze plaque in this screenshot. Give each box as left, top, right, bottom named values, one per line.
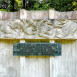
left=13, top=43, right=61, bottom=56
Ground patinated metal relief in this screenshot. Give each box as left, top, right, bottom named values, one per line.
left=13, top=43, right=61, bottom=56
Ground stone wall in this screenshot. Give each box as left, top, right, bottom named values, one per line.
left=0, top=9, right=77, bottom=20
left=49, top=10, right=77, bottom=19
left=0, top=9, right=77, bottom=77
left=0, top=19, right=77, bottom=39
left=0, top=39, right=77, bottom=77
left=0, top=39, right=20, bottom=77
left=0, top=11, right=20, bottom=20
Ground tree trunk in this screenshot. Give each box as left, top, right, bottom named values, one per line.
left=10, top=0, right=15, bottom=12
left=23, top=0, right=25, bottom=9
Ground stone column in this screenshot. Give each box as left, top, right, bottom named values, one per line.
left=49, top=9, right=55, bottom=19
left=20, top=9, right=27, bottom=19
left=20, top=40, right=26, bottom=77
left=49, top=40, right=55, bottom=77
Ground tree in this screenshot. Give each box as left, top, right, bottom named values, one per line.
left=0, top=0, right=77, bottom=12
left=8, top=0, right=22, bottom=11
left=23, top=0, right=25, bottom=8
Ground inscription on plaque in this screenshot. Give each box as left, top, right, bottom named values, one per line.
left=13, top=43, right=61, bottom=56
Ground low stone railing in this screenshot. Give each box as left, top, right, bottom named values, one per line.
left=0, top=9, right=77, bottom=20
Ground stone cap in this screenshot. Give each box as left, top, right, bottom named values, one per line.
left=0, top=9, right=77, bottom=20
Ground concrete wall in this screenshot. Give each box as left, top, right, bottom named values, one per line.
left=0, top=39, right=20, bottom=77
left=0, top=9, right=77, bottom=20
left=0, top=9, right=77, bottom=77
left=0, top=39, right=77, bottom=77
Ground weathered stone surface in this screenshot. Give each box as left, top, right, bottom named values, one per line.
left=0, top=40, right=20, bottom=77
left=1, top=9, right=77, bottom=20
left=0, top=11, right=20, bottom=20
left=0, top=19, right=77, bottom=39
left=49, top=10, right=77, bottom=19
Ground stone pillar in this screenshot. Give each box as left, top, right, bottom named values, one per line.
left=0, top=11, right=2, bottom=19
left=49, top=9, right=55, bottom=19
left=20, top=40, right=26, bottom=77
left=49, top=40, right=55, bottom=77
left=20, top=9, right=27, bottom=19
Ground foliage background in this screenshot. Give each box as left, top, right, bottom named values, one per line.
left=0, top=0, right=77, bottom=12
